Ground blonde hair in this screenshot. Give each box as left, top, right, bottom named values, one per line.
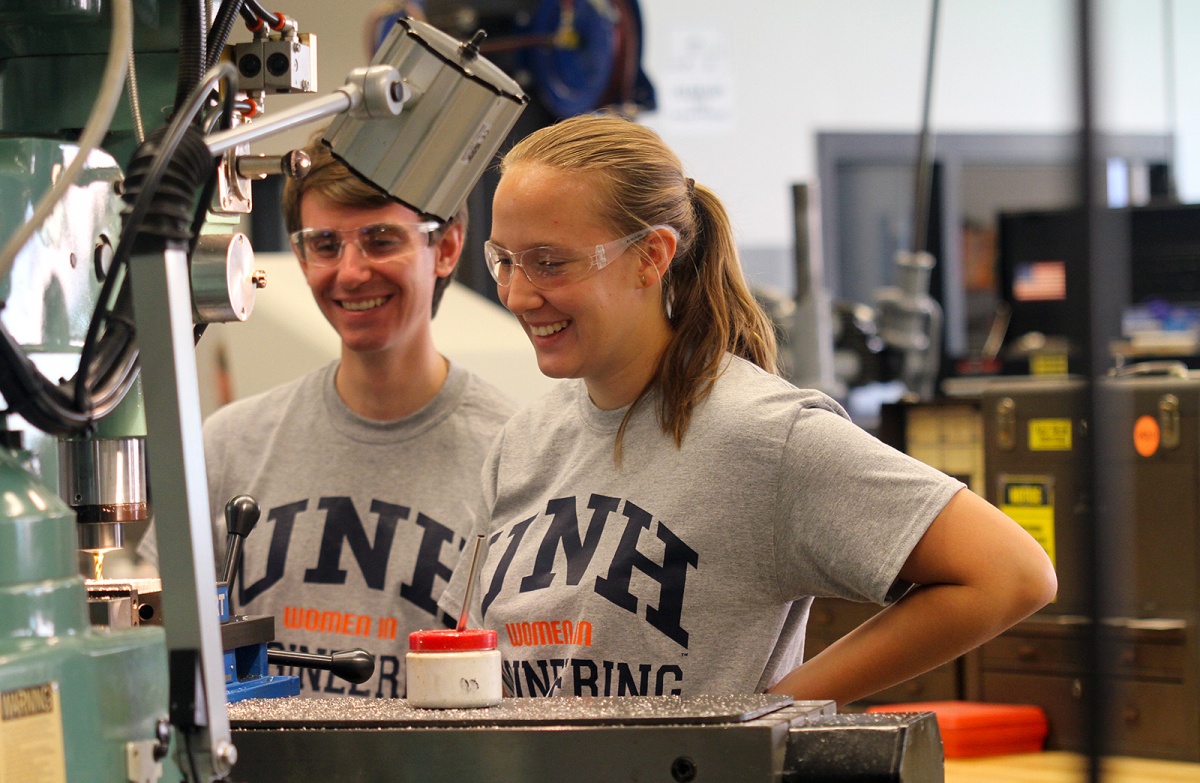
left=502, top=113, right=778, bottom=455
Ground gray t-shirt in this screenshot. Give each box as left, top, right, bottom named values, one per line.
left=204, top=360, right=516, bottom=698
left=441, top=355, right=962, bottom=697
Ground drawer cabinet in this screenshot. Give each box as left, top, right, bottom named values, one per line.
left=976, top=617, right=1199, bottom=760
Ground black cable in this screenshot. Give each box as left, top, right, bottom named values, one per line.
left=85, top=61, right=235, bottom=351
left=244, top=0, right=276, bottom=23
left=65, top=5, right=224, bottom=415
left=75, top=232, right=133, bottom=408
left=241, top=0, right=278, bottom=28
left=0, top=62, right=235, bottom=435
left=0, top=330, right=87, bottom=432
left=206, top=0, right=247, bottom=70
left=173, top=0, right=208, bottom=117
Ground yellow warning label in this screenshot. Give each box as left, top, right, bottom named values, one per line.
left=1029, top=418, right=1073, bottom=451
left=1003, top=504, right=1057, bottom=569
left=0, top=682, right=66, bottom=783
left=1000, top=476, right=1057, bottom=582
left=1030, top=353, right=1069, bottom=376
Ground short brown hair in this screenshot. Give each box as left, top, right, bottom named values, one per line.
left=282, top=129, right=468, bottom=316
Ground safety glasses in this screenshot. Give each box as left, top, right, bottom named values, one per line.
left=290, top=221, right=440, bottom=266
left=484, top=225, right=673, bottom=290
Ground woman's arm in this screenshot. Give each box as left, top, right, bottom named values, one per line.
left=766, top=488, right=1057, bottom=705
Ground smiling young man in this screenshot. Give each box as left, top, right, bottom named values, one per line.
left=200, top=134, right=519, bottom=699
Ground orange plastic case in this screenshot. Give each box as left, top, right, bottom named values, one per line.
left=866, top=701, right=1048, bottom=758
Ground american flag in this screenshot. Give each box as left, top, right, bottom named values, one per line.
left=1013, top=260, right=1067, bottom=302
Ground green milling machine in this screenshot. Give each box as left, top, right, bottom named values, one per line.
left=0, top=2, right=528, bottom=781
left=0, top=3, right=181, bottom=781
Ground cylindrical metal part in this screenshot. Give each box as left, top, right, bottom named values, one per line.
left=235, top=149, right=313, bottom=180
left=191, top=232, right=261, bottom=323
left=206, top=89, right=357, bottom=156
left=58, top=436, right=148, bottom=515
left=77, top=520, right=126, bottom=551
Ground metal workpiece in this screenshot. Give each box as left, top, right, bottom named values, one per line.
left=227, top=696, right=943, bottom=782
left=786, top=712, right=945, bottom=782
left=190, top=232, right=262, bottom=323
left=87, top=577, right=164, bottom=627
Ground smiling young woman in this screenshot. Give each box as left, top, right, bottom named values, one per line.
left=441, top=113, right=1056, bottom=706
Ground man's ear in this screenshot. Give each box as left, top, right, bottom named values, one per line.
left=433, top=220, right=465, bottom=278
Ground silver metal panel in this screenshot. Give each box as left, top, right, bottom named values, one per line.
left=127, top=246, right=232, bottom=776
left=323, top=18, right=526, bottom=223
left=228, top=696, right=832, bottom=783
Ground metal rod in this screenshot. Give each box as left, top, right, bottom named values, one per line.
left=912, top=0, right=940, bottom=254
left=457, top=534, right=487, bottom=632
left=1075, top=2, right=1105, bottom=781
left=206, top=89, right=357, bottom=156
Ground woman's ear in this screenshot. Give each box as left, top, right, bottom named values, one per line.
left=639, top=226, right=677, bottom=287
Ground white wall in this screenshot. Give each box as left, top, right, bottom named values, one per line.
left=228, top=0, right=1200, bottom=399
left=637, top=0, right=1191, bottom=257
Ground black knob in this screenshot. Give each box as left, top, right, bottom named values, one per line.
left=461, top=29, right=486, bottom=60
left=220, top=494, right=261, bottom=587
left=267, top=648, right=376, bottom=685
left=331, top=649, right=376, bottom=684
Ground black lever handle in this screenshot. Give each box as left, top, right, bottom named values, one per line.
left=267, top=648, right=376, bottom=684
left=220, top=494, right=261, bottom=587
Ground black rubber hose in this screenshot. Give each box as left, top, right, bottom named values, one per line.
left=243, top=0, right=277, bottom=26
left=75, top=65, right=234, bottom=416
left=172, top=0, right=207, bottom=116
left=207, top=0, right=246, bottom=70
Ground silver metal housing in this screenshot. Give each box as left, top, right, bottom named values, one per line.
left=58, top=435, right=148, bottom=551
left=323, top=17, right=527, bottom=222
left=191, top=232, right=262, bottom=323
left=58, top=436, right=148, bottom=514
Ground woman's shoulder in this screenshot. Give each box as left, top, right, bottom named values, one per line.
left=710, top=355, right=849, bottom=419
left=501, top=379, right=580, bottom=426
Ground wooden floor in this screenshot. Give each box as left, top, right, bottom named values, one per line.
left=945, top=752, right=1200, bottom=783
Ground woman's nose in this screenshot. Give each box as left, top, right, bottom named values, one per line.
left=500, top=265, right=543, bottom=313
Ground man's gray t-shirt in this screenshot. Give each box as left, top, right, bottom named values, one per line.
left=442, top=356, right=963, bottom=697
left=205, top=360, right=516, bottom=698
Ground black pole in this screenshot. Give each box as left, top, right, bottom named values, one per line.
left=1075, top=3, right=1099, bottom=778
left=912, top=0, right=940, bottom=254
